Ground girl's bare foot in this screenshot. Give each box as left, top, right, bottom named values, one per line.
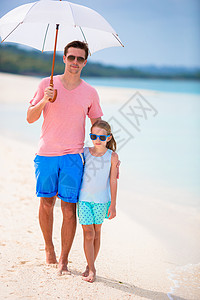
left=45, top=247, right=58, bottom=265
left=82, top=270, right=96, bottom=283
left=82, top=265, right=89, bottom=277
left=57, top=263, right=71, bottom=276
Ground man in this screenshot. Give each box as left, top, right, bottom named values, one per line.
left=27, top=41, right=103, bottom=275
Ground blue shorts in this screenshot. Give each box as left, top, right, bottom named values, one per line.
left=34, top=153, right=84, bottom=203
left=77, top=201, right=111, bottom=225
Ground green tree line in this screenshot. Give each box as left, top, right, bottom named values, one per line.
left=0, top=45, right=200, bottom=80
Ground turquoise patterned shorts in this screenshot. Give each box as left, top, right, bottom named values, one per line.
left=77, top=201, right=111, bottom=225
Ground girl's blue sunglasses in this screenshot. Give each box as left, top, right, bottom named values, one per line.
left=90, top=133, right=110, bottom=141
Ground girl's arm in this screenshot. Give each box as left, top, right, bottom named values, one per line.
left=108, top=152, right=119, bottom=220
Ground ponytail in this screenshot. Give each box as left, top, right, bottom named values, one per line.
left=106, top=134, right=116, bottom=152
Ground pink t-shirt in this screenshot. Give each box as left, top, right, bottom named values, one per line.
left=30, top=75, right=103, bottom=156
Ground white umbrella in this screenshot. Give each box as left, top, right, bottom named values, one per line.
left=0, top=0, right=123, bottom=54
left=0, top=0, right=123, bottom=101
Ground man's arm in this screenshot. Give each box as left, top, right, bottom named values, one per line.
left=27, top=86, right=54, bottom=124
left=90, top=117, right=101, bottom=125
left=107, top=152, right=118, bottom=220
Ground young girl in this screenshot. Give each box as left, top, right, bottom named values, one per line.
left=77, top=120, right=118, bottom=283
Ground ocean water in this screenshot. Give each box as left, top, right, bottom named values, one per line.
left=84, top=79, right=200, bottom=209
left=84, top=77, right=200, bottom=95
left=167, top=263, right=200, bottom=300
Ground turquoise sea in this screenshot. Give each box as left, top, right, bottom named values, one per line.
left=84, top=77, right=200, bottom=94
left=88, top=77, right=200, bottom=208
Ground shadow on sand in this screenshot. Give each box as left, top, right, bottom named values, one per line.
left=70, top=268, right=187, bottom=300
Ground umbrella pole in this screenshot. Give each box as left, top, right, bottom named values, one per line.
left=49, top=24, right=59, bottom=102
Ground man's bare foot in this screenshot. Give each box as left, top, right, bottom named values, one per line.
left=57, top=263, right=71, bottom=276
left=82, top=270, right=96, bottom=283
left=82, top=265, right=89, bottom=277
left=45, top=247, right=58, bottom=265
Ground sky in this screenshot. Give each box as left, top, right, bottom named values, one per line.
left=0, top=0, right=200, bottom=67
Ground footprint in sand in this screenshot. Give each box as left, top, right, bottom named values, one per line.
left=19, top=261, right=29, bottom=265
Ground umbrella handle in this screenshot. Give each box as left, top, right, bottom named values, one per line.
left=48, top=83, right=57, bottom=103
left=48, top=23, right=59, bottom=103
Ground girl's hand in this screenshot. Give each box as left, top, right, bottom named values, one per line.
left=107, top=205, right=116, bottom=220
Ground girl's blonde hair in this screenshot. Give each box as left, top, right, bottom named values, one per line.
left=91, top=120, right=116, bottom=152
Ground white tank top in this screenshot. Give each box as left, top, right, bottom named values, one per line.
left=79, top=147, right=112, bottom=203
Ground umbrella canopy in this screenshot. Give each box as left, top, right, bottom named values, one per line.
left=0, top=0, right=123, bottom=54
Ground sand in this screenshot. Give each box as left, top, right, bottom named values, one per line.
left=0, top=135, right=172, bottom=299
left=0, top=72, right=200, bottom=299
left=0, top=72, right=159, bottom=105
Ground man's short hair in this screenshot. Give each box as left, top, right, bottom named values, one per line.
left=64, top=41, right=89, bottom=59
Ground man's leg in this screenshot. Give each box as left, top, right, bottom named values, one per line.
left=39, top=196, right=57, bottom=264
left=58, top=201, right=77, bottom=275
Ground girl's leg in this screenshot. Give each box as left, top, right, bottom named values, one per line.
left=82, top=224, right=96, bottom=282
left=82, top=224, right=102, bottom=278
left=94, top=224, right=102, bottom=261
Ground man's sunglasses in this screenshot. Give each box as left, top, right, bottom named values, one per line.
left=67, top=55, right=85, bottom=63
left=90, top=133, right=110, bottom=141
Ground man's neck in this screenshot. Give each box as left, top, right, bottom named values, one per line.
left=60, top=72, right=82, bottom=90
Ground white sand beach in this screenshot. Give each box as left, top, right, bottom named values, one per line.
left=0, top=73, right=200, bottom=299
